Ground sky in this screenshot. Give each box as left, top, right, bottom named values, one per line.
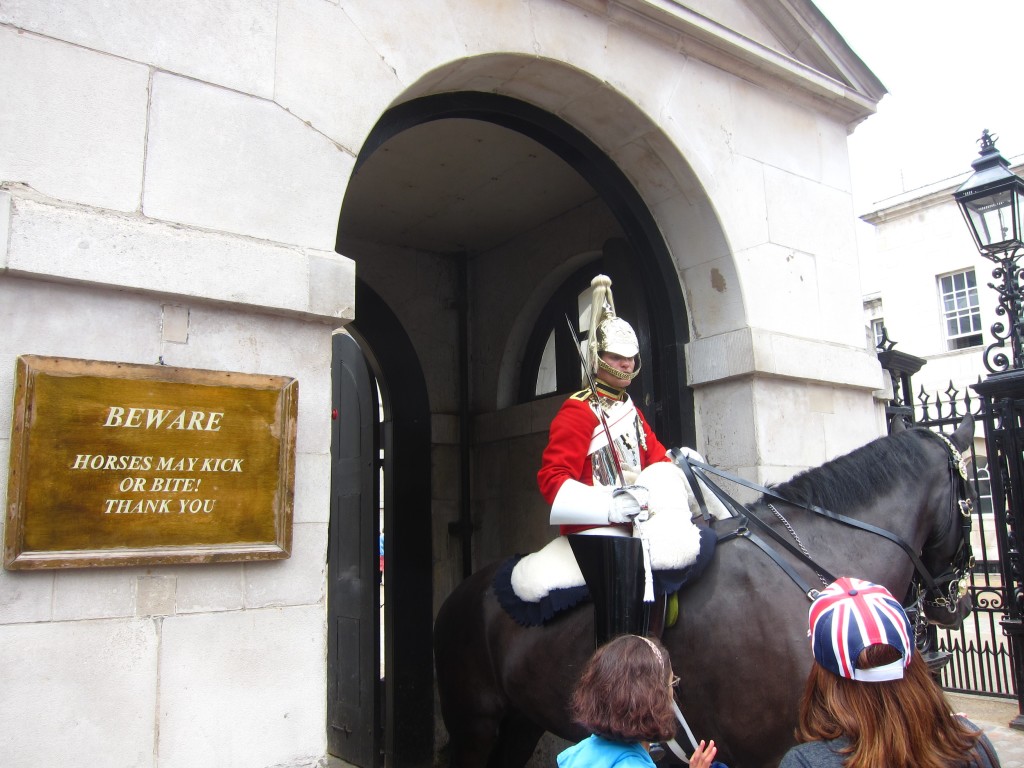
left=812, top=0, right=1024, bottom=214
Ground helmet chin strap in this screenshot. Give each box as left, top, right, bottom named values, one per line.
left=596, top=357, right=641, bottom=381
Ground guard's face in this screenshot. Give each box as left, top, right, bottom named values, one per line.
left=595, top=352, right=635, bottom=388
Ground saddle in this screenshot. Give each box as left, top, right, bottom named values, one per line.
left=494, top=462, right=727, bottom=627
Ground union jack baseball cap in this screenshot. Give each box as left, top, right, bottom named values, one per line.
left=808, top=577, right=912, bottom=682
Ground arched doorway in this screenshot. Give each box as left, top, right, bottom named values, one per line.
left=329, top=281, right=432, bottom=768
left=341, top=91, right=692, bottom=446
left=332, top=90, right=692, bottom=767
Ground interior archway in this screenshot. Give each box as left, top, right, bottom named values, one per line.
left=333, top=82, right=706, bottom=767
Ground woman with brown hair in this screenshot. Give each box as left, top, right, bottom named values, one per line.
left=557, top=634, right=719, bottom=768
left=780, top=577, right=1000, bottom=768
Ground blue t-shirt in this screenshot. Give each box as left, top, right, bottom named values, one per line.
left=557, top=735, right=655, bottom=768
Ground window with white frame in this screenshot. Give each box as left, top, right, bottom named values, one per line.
left=938, top=269, right=983, bottom=351
left=870, top=318, right=885, bottom=348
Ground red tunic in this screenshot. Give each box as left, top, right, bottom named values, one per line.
left=538, top=389, right=668, bottom=535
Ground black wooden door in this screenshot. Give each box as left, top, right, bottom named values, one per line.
left=328, top=332, right=380, bottom=766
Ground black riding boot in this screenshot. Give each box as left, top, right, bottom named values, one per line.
left=568, top=534, right=650, bottom=647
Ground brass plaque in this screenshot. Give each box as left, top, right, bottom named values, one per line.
left=5, top=356, right=297, bottom=569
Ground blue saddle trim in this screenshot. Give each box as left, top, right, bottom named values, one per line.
left=493, top=527, right=717, bottom=627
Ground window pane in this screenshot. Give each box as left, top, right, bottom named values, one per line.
left=534, top=330, right=557, bottom=396
left=939, top=268, right=983, bottom=351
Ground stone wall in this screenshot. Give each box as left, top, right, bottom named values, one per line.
left=0, top=1, right=889, bottom=765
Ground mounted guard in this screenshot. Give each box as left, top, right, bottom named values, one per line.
left=533, top=274, right=726, bottom=646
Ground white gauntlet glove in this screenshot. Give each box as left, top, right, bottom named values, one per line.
left=609, top=485, right=651, bottom=524
left=668, top=446, right=706, bottom=464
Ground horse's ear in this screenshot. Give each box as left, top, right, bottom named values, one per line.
left=950, top=414, right=976, bottom=452
left=890, top=416, right=908, bottom=433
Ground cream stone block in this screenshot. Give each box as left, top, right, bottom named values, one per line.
left=174, top=564, right=244, bottom=614
left=814, top=260, right=868, bottom=347
left=753, top=378, right=826, bottom=470
left=159, top=605, right=326, bottom=768
left=604, top=21, right=691, bottom=122
left=6, top=194, right=353, bottom=321
left=701, top=156, right=772, bottom=255
left=446, top=0, right=536, bottom=54
left=404, top=53, right=525, bottom=101
left=0, top=28, right=148, bottom=212
left=294, top=451, right=331, bottom=525
left=685, top=327, right=755, bottom=386
left=609, top=134, right=690, bottom=209
left=0, top=190, right=10, bottom=261
left=162, top=304, right=190, bottom=344
left=737, top=244, right=821, bottom=335
left=333, top=0, right=466, bottom=86
left=0, top=278, right=162, bottom=362
left=686, top=328, right=882, bottom=390
left=764, top=166, right=856, bottom=261
left=823, top=388, right=885, bottom=458
left=497, top=57, right=600, bottom=118
left=660, top=57, right=740, bottom=176
left=309, top=251, right=356, bottom=321
left=0, top=618, right=158, bottom=767
left=807, top=384, right=835, bottom=415
left=0, top=568, right=53, bottom=624
left=729, top=77, right=825, bottom=181
left=758, top=331, right=881, bottom=390
left=529, top=0, right=612, bottom=83
left=678, top=253, right=746, bottom=341
left=817, top=116, right=855, bottom=192
left=561, top=80, right=653, bottom=151
left=0, top=0, right=277, bottom=97
left=684, top=256, right=749, bottom=342
left=243, top=522, right=326, bottom=609
left=655, top=198, right=737, bottom=319
left=692, top=377, right=757, bottom=469
left=137, top=574, right=177, bottom=616
left=145, top=73, right=351, bottom=251
left=276, top=0, right=403, bottom=155
left=53, top=569, right=135, bottom=620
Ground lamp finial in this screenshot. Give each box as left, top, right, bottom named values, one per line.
left=979, top=129, right=999, bottom=155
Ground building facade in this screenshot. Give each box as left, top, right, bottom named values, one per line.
left=860, top=162, right=1024, bottom=400
left=1, top=2, right=887, bottom=766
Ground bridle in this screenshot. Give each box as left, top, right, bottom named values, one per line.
left=913, top=432, right=975, bottom=614
left=675, top=429, right=976, bottom=613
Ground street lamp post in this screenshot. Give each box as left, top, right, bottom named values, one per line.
left=954, top=130, right=1024, bottom=373
left=956, top=130, right=1024, bottom=727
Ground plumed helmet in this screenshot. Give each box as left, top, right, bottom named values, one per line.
left=586, top=274, right=641, bottom=382
left=596, top=316, right=640, bottom=359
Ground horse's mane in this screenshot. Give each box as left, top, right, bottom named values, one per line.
left=769, top=428, right=937, bottom=516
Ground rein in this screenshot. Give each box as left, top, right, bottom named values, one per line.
left=675, top=431, right=975, bottom=607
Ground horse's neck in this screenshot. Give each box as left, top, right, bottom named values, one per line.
left=766, top=485, right=935, bottom=581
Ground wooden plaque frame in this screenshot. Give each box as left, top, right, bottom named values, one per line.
left=4, top=355, right=297, bottom=569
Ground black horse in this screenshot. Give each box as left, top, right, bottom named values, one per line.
left=433, top=417, right=976, bottom=768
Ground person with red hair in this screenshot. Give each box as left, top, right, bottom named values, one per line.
left=780, top=577, right=1000, bottom=768
left=558, top=634, right=719, bottom=768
